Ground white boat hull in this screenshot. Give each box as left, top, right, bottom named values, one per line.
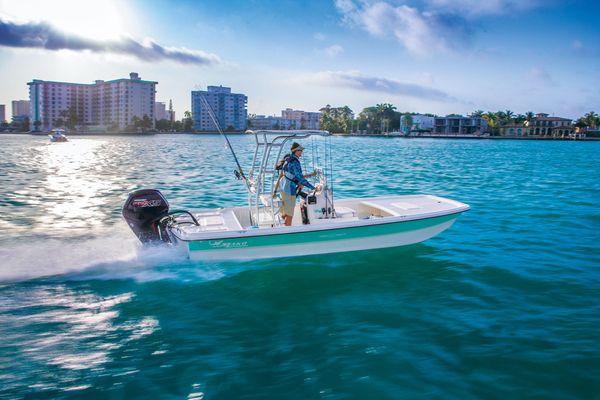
left=185, top=215, right=458, bottom=261
left=168, top=194, right=470, bottom=261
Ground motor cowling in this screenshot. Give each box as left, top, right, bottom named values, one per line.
left=122, top=189, right=171, bottom=243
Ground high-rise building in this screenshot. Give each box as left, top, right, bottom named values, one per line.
left=249, top=108, right=322, bottom=131
left=249, top=115, right=297, bottom=130
left=28, top=72, right=157, bottom=131
left=281, top=108, right=321, bottom=130
left=155, top=101, right=168, bottom=121
left=11, top=100, right=30, bottom=117
left=191, top=86, right=247, bottom=131
left=0, top=105, right=5, bottom=123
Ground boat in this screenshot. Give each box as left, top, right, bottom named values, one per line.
left=122, top=129, right=470, bottom=260
left=48, top=129, right=68, bottom=142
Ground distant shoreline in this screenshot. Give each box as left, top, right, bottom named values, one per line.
left=332, top=133, right=599, bottom=141
left=2, top=131, right=598, bottom=141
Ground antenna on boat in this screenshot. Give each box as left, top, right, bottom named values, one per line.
left=198, top=94, right=249, bottom=188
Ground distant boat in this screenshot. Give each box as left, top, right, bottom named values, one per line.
left=48, top=129, right=68, bottom=142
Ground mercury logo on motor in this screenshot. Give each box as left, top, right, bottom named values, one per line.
left=132, top=199, right=163, bottom=207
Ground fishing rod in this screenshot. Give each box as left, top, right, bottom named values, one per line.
left=198, top=95, right=249, bottom=188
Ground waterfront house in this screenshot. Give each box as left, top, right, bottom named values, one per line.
left=434, top=116, right=488, bottom=135
left=499, top=123, right=528, bottom=136
left=529, top=113, right=572, bottom=136
left=400, top=114, right=434, bottom=134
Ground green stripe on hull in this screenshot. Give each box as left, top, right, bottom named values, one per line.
left=188, top=214, right=458, bottom=252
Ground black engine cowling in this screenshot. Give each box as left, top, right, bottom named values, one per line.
left=122, top=189, right=171, bottom=244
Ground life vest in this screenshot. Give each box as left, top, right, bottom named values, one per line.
left=280, top=154, right=301, bottom=186
left=275, top=153, right=291, bottom=171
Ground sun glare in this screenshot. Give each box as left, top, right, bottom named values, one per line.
left=1, top=0, right=126, bottom=40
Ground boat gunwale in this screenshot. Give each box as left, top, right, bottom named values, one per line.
left=170, top=205, right=469, bottom=243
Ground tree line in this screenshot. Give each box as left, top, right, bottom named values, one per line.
left=22, top=103, right=600, bottom=135
left=318, top=104, right=600, bottom=135
left=33, top=106, right=195, bottom=132
left=319, top=103, right=432, bottom=134
left=155, top=111, right=193, bottom=132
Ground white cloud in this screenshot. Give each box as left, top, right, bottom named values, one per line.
left=295, top=70, right=455, bottom=101
left=334, top=0, right=463, bottom=56
left=314, top=32, right=326, bottom=41
left=0, top=17, right=223, bottom=66
left=334, top=0, right=541, bottom=56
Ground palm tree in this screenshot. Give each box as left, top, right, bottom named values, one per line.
left=358, top=106, right=378, bottom=134
left=339, top=106, right=354, bottom=133
left=483, top=112, right=497, bottom=127
left=584, top=111, right=599, bottom=129
left=375, top=103, right=396, bottom=133
left=514, top=114, right=526, bottom=124
left=142, top=114, right=153, bottom=130
left=483, top=112, right=499, bottom=135
left=403, top=113, right=413, bottom=133
left=470, top=110, right=484, bottom=118
left=494, top=111, right=507, bottom=127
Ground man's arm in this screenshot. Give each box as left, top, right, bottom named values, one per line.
left=273, top=171, right=283, bottom=198
left=290, top=161, right=314, bottom=190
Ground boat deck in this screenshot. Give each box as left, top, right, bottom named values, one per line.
left=336, top=195, right=468, bottom=219
left=170, top=194, right=469, bottom=242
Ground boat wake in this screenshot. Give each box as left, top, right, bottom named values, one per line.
left=0, top=232, right=225, bottom=284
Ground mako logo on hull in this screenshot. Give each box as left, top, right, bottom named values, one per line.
left=208, top=240, right=249, bottom=249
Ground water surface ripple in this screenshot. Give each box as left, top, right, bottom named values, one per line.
left=0, top=134, right=599, bottom=399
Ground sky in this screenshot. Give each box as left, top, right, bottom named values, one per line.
left=0, top=0, right=599, bottom=119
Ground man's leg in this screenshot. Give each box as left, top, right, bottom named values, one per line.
left=281, top=192, right=295, bottom=226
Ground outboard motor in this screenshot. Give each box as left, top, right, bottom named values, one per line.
left=122, top=189, right=171, bottom=244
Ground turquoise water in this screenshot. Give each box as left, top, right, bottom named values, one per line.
left=0, top=134, right=599, bottom=399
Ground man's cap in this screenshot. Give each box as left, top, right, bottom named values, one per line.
left=291, top=142, right=305, bottom=152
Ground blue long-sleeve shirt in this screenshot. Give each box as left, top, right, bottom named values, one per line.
left=281, top=154, right=314, bottom=195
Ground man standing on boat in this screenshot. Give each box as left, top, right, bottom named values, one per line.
left=279, top=142, right=317, bottom=226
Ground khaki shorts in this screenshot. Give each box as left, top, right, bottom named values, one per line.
left=279, top=192, right=296, bottom=218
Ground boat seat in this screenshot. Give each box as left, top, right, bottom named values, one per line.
left=187, top=209, right=243, bottom=232
left=251, top=209, right=280, bottom=228
left=358, top=201, right=399, bottom=217
left=259, top=193, right=282, bottom=208
left=335, top=206, right=356, bottom=218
